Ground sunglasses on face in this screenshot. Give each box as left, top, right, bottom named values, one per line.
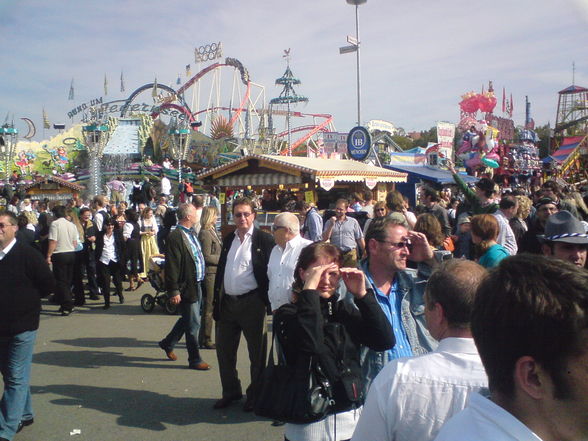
left=271, top=225, right=287, bottom=233
left=377, top=239, right=412, bottom=250
left=0, top=223, right=15, bottom=229
left=234, top=212, right=252, bottom=219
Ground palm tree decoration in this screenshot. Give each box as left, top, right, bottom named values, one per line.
left=210, top=115, right=234, bottom=140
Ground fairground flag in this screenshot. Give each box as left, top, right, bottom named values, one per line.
left=176, top=74, right=181, bottom=85
left=43, top=108, right=50, bottom=129
left=186, top=64, right=191, bottom=77
left=502, top=88, right=506, bottom=113
left=152, top=77, right=158, bottom=97
left=104, top=74, right=108, bottom=96
left=120, top=71, right=125, bottom=92
left=68, top=78, right=74, bottom=100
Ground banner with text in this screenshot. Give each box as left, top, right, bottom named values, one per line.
left=436, top=122, right=456, bottom=160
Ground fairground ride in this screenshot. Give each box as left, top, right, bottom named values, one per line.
left=119, top=56, right=334, bottom=158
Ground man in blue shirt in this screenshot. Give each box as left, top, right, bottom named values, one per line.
left=158, top=203, right=210, bottom=371
left=360, top=216, right=438, bottom=391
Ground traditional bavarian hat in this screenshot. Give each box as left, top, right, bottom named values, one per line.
left=537, top=210, right=588, bottom=244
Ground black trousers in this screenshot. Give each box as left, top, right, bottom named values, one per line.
left=97, top=260, right=123, bottom=306
left=82, top=245, right=100, bottom=296
left=52, top=252, right=76, bottom=311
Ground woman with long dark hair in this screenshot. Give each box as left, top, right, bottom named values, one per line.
left=272, top=242, right=394, bottom=441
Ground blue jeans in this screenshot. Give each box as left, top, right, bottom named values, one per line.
left=0, top=330, right=37, bottom=440
left=161, top=284, right=203, bottom=366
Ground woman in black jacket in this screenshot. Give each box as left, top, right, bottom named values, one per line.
left=95, top=219, right=125, bottom=309
left=273, top=242, right=394, bottom=441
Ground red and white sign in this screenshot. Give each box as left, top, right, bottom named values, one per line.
left=320, top=178, right=335, bottom=192
left=436, top=121, right=455, bottom=159
left=365, top=178, right=378, bottom=189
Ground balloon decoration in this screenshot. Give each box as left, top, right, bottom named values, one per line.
left=459, top=91, right=497, bottom=115
left=457, top=122, right=501, bottom=172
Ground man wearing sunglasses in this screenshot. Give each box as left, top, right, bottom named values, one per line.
left=0, top=211, right=55, bottom=440
left=267, top=212, right=312, bottom=312
left=212, top=198, right=274, bottom=412
left=360, top=216, right=437, bottom=392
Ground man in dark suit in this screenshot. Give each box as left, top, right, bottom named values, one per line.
left=158, top=203, right=210, bottom=371
left=213, top=198, right=275, bottom=411
left=0, top=210, right=55, bottom=440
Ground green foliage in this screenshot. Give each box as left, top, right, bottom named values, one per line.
left=412, top=126, right=438, bottom=148
left=391, top=135, right=414, bottom=151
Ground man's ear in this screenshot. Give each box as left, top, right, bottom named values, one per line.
left=513, top=356, right=549, bottom=400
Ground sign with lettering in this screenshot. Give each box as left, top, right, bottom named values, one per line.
left=346, top=126, right=371, bottom=161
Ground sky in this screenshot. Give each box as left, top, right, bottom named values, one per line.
left=1, top=0, right=588, bottom=142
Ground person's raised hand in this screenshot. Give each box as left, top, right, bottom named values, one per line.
left=340, top=268, right=367, bottom=299
left=302, top=263, right=338, bottom=291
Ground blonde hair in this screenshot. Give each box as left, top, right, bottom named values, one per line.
left=515, top=195, right=532, bottom=220
left=200, top=206, right=218, bottom=231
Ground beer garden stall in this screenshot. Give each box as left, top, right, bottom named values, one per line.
left=196, top=154, right=408, bottom=234
left=23, top=175, right=85, bottom=202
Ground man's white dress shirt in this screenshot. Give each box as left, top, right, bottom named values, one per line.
left=433, top=392, right=543, bottom=441
left=352, top=337, right=488, bottom=441
left=0, top=238, right=17, bottom=261
left=267, top=234, right=312, bottom=311
left=493, top=210, right=518, bottom=255
left=223, top=225, right=258, bottom=296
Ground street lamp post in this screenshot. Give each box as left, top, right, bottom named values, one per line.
left=82, top=120, right=110, bottom=196
left=341, top=0, right=367, bottom=127
left=0, top=125, right=18, bottom=184
left=168, top=122, right=192, bottom=184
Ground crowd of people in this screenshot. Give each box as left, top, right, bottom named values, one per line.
left=1, top=165, right=588, bottom=441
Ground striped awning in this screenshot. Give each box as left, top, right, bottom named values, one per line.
left=216, top=173, right=300, bottom=187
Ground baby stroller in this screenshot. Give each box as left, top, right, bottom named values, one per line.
left=140, top=254, right=178, bottom=315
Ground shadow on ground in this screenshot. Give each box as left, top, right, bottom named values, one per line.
left=33, top=349, right=187, bottom=370
left=31, top=384, right=262, bottom=431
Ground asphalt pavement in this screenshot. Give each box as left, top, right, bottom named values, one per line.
left=19, top=283, right=283, bottom=441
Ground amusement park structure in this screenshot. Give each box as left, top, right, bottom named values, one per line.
left=547, top=84, right=588, bottom=183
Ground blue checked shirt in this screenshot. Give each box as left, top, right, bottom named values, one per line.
left=177, top=225, right=205, bottom=282
left=362, top=261, right=414, bottom=360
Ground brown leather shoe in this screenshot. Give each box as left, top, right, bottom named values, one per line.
left=158, top=341, right=177, bottom=361
left=213, top=394, right=243, bottom=409
left=189, top=362, right=211, bottom=371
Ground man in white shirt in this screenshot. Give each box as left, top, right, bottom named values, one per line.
left=92, top=195, right=109, bottom=233
left=46, top=205, right=79, bottom=316
left=353, top=259, right=488, bottom=441
left=160, top=173, right=171, bottom=198
left=212, top=198, right=275, bottom=412
left=493, top=196, right=518, bottom=255
left=267, top=212, right=312, bottom=312
left=434, top=254, right=588, bottom=441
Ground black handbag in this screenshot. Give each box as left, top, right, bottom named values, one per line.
left=254, top=337, right=334, bottom=424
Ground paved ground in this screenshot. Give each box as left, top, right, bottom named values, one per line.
left=20, top=284, right=284, bottom=441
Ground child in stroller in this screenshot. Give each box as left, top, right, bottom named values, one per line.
left=140, top=254, right=178, bottom=314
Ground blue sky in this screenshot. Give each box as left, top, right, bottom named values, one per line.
left=1, top=0, right=587, bottom=141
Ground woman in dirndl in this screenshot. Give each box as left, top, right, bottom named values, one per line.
left=138, top=206, right=159, bottom=280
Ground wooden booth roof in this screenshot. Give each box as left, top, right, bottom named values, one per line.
left=197, top=154, right=407, bottom=187
left=23, top=175, right=85, bottom=193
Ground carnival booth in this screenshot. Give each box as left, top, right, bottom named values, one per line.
left=196, top=154, right=407, bottom=234
left=23, top=175, right=84, bottom=201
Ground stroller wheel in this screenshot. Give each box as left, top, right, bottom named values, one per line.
left=141, top=294, right=156, bottom=313
left=165, top=298, right=179, bottom=315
